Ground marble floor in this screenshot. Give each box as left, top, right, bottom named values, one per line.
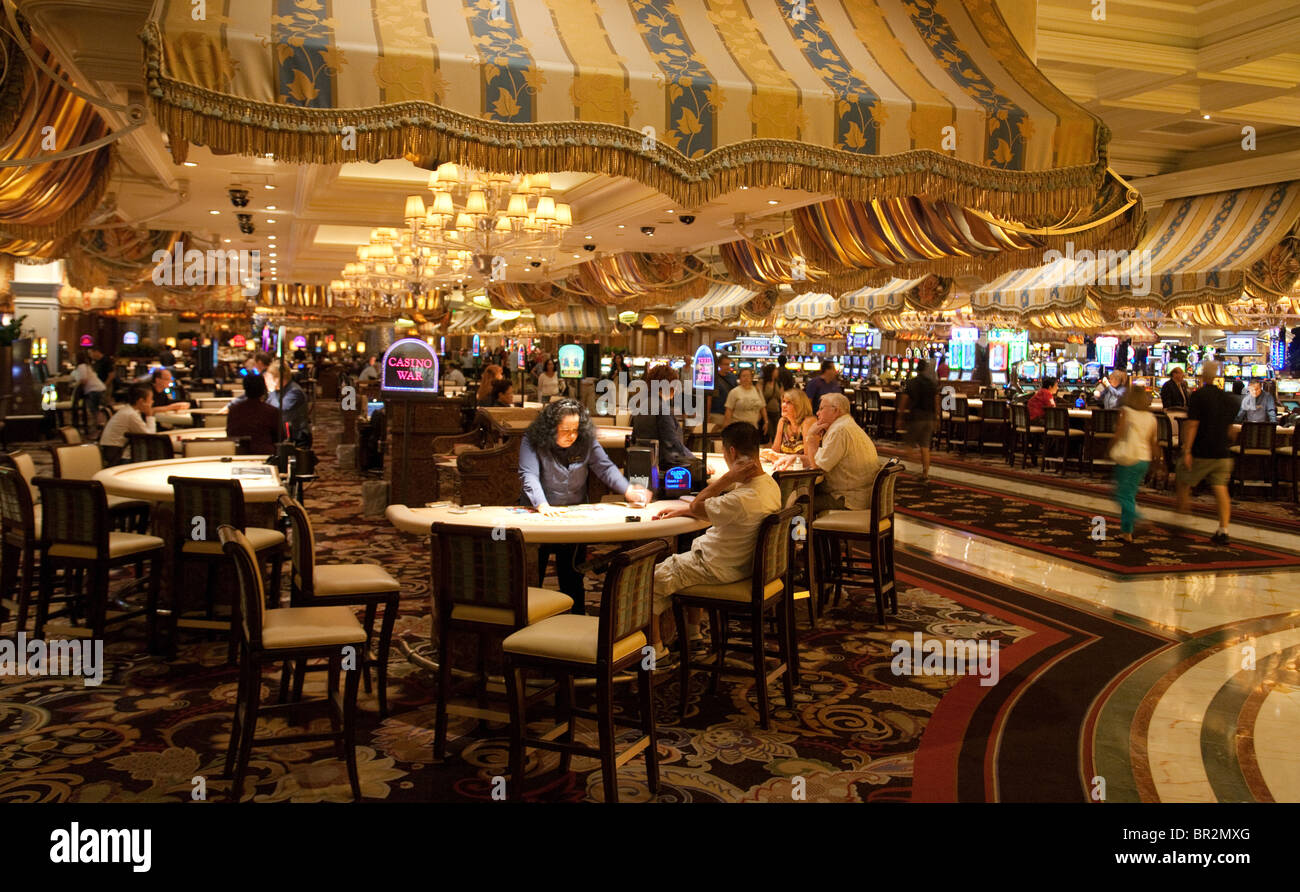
left=892, top=458, right=1300, bottom=802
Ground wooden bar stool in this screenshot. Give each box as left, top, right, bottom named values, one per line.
left=503, top=539, right=668, bottom=803
left=279, top=494, right=402, bottom=717
left=0, top=466, right=40, bottom=631
left=977, top=399, right=1009, bottom=458
left=126, top=433, right=175, bottom=462
left=1041, top=407, right=1084, bottom=474
left=1085, top=408, right=1120, bottom=476
left=430, top=522, right=574, bottom=761
left=33, top=478, right=165, bottom=651
left=49, top=443, right=151, bottom=532
left=671, top=506, right=801, bottom=730
left=810, top=460, right=903, bottom=623
left=1229, top=422, right=1277, bottom=497
left=218, top=526, right=366, bottom=802
left=169, top=476, right=286, bottom=662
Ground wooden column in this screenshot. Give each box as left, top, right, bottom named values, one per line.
left=386, top=396, right=464, bottom=506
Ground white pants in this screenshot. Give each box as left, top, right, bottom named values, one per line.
left=654, top=550, right=731, bottom=614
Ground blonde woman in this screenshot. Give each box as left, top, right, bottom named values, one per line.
left=763, top=388, right=816, bottom=469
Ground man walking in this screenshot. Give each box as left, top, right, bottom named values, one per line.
left=898, top=359, right=939, bottom=480
left=1176, top=360, right=1234, bottom=545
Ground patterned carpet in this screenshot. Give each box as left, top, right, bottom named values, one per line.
left=0, top=405, right=1175, bottom=802
left=894, top=476, right=1300, bottom=576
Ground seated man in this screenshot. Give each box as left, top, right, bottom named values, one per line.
left=650, top=423, right=781, bottom=659
left=99, top=384, right=156, bottom=464
left=1236, top=379, right=1277, bottom=423
left=803, top=392, right=879, bottom=513
left=1027, top=376, right=1059, bottom=422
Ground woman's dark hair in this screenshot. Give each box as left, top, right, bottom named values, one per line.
left=491, top=378, right=514, bottom=401
left=761, top=363, right=777, bottom=384
left=1043, top=376, right=1058, bottom=389
left=243, top=372, right=268, bottom=400
left=542, top=359, right=556, bottom=374
left=525, top=397, right=594, bottom=460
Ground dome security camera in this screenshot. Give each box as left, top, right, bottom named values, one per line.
left=229, top=188, right=250, bottom=208
left=583, top=243, right=596, bottom=252
left=640, top=226, right=655, bottom=236
left=530, top=261, right=541, bottom=268
left=679, top=214, right=696, bottom=225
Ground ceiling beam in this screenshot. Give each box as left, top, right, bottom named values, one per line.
left=1132, top=148, right=1300, bottom=208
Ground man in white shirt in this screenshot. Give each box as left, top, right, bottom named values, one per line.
left=650, top=422, right=782, bottom=660
left=804, top=392, right=879, bottom=512
left=357, top=355, right=380, bottom=382
left=99, top=385, right=157, bottom=464
left=444, top=363, right=467, bottom=387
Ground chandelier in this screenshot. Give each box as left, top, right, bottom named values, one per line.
left=333, top=164, right=574, bottom=313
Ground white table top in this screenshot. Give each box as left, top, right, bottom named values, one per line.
left=387, top=499, right=709, bottom=542
left=167, top=428, right=231, bottom=452
left=93, top=456, right=285, bottom=503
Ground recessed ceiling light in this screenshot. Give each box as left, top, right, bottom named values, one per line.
left=182, top=161, right=198, bottom=168
left=266, top=219, right=276, bottom=224
left=223, top=238, right=231, bottom=243
left=266, top=205, right=277, bottom=210
left=617, top=225, right=625, bottom=229
left=585, top=234, right=592, bottom=239
left=666, top=210, right=675, bottom=214
left=269, top=252, right=277, bottom=257
left=264, top=184, right=275, bottom=190
left=767, top=199, right=779, bottom=205
left=1202, top=114, right=1211, bottom=120
left=740, top=186, right=749, bottom=190
left=268, top=235, right=276, bottom=240
left=572, top=254, right=580, bottom=259
left=209, top=210, right=220, bottom=215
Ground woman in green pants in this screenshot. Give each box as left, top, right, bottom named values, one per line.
left=1110, top=386, right=1160, bottom=544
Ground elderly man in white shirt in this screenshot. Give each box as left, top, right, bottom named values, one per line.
left=803, top=392, right=879, bottom=513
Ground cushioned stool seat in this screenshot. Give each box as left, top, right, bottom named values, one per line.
left=184, top=526, right=285, bottom=555
left=312, top=562, right=402, bottom=596
left=49, top=531, right=165, bottom=560
left=450, top=586, right=572, bottom=625
left=503, top=614, right=645, bottom=664
left=261, top=605, right=367, bottom=650
left=813, top=510, right=891, bottom=534
left=677, top=577, right=784, bottom=603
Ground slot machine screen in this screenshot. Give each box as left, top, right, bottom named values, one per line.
left=1084, top=362, right=1102, bottom=381
left=991, top=371, right=1007, bottom=385
left=1131, top=377, right=1151, bottom=390
left=1020, top=361, right=1039, bottom=380
left=1249, top=364, right=1269, bottom=378
left=1044, top=361, right=1059, bottom=378
left=1063, top=360, right=1082, bottom=381
left=959, top=370, right=972, bottom=381
left=1223, top=362, right=1241, bottom=377
left=802, top=361, right=821, bottom=372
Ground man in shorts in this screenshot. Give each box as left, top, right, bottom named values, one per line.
left=1176, top=360, right=1234, bottom=545
left=898, top=359, right=939, bottom=481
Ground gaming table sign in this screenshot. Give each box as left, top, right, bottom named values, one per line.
left=692, top=345, right=715, bottom=391
left=382, top=338, right=441, bottom=394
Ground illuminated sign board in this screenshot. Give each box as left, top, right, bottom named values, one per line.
left=1226, top=334, right=1256, bottom=354
left=79, top=335, right=94, bottom=347
left=122, top=331, right=139, bottom=345
left=231, top=334, right=247, bottom=348
left=558, top=343, right=585, bottom=379
left=472, top=334, right=481, bottom=356
left=292, top=335, right=307, bottom=349
left=692, top=345, right=715, bottom=391
left=381, top=337, right=440, bottom=394
left=664, top=465, right=692, bottom=495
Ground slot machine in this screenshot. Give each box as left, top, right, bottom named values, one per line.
left=1063, top=360, right=1083, bottom=387
left=1084, top=361, right=1102, bottom=383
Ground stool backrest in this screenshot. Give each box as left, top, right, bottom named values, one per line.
left=34, top=477, right=108, bottom=556
left=598, top=539, right=669, bottom=662
left=865, top=390, right=881, bottom=410
left=1239, top=421, right=1276, bottom=452
left=980, top=399, right=1008, bottom=421
left=0, top=465, right=36, bottom=540
left=183, top=439, right=238, bottom=457
left=980, top=386, right=998, bottom=400
left=50, top=443, right=103, bottom=480
left=219, top=525, right=265, bottom=649
left=1091, top=408, right=1120, bottom=435
left=953, top=395, right=968, bottom=416
left=1010, top=402, right=1028, bottom=430
left=57, top=426, right=82, bottom=445
left=127, top=433, right=174, bottom=463
left=1155, top=413, right=1172, bottom=444
left=430, top=522, right=528, bottom=628
left=749, top=505, right=802, bottom=603
left=169, top=476, right=247, bottom=543
left=1043, top=407, right=1071, bottom=433
left=278, top=494, right=316, bottom=593
left=3, top=451, right=40, bottom=504
left=872, top=459, right=903, bottom=534
left=202, top=414, right=227, bottom=429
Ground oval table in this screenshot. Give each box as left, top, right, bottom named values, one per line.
left=168, top=428, right=234, bottom=453
left=387, top=499, right=708, bottom=541
left=155, top=408, right=227, bottom=428
left=94, top=455, right=285, bottom=503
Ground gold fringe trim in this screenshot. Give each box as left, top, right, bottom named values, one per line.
left=140, top=22, right=1110, bottom=221
left=0, top=145, right=113, bottom=242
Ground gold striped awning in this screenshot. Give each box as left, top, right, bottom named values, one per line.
left=840, top=277, right=934, bottom=317
left=142, top=0, right=1111, bottom=216
left=448, top=309, right=488, bottom=332
left=969, top=258, right=1089, bottom=316
left=1094, top=181, right=1300, bottom=307
left=675, top=284, right=758, bottom=325
left=780, top=291, right=842, bottom=323
left=534, top=306, right=612, bottom=335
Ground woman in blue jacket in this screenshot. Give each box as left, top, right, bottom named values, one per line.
left=519, top=399, right=650, bottom=606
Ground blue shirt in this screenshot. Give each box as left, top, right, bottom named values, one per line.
left=805, top=374, right=842, bottom=412
left=267, top=381, right=309, bottom=440
left=710, top=372, right=738, bottom=414
left=518, top=435, right=630, bottom=508
left=1237, top=391, right=1276, bottom=423
left=1098, top=383, right=1126, bottom=410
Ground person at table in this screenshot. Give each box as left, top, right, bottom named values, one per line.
left=804, top=392, right=879, bottom=513
left=72, top=351, right=107, bottom=434
left=476, top=363, right=502, bottom=405
left=760, top=364, right=782, bottom=434
left=536, top=358, right=560, bottom=401
left=149, top=368, right=190, bottom=412
left=266, top=359, right=311, bottom=448
left=631, top=364, right=703, bottom=481
left=1160, top=366, right=1190, bottom=411
left=1027, top=376, right=1059, bottom=423
left=357, top=355, right=380, bottom=382
left=482, top=378, right=515, bottom=408
left=244, top=351, right=271, bottom=377
left=898, top=359, right=939, bottom=481
left=765, top=388, right=815, bottom=469
left=651, top=422, right=781, bottom=660
left=1237, top=379, right=1277, bottom=423
left=1094, top=370, right=1127, bottom=410
left=804, top=360, right=843, bottom=413
left=724, top=366, right=768, bottom=437
left=99, top=384, right=156, bottom=465
left=519, top=398, right=652, bottom=605
left=1176, top=360, right=1234, bottom=545
left=443, top=362, right=467, bottom=388
left=226, top=372, right=283, bottom=455
left=708, top=356, right=739, bottom=431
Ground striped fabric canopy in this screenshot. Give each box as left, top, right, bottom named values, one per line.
left=674, top=284, right=758, bottom=326
left=448, top=309, right=488, bottom=332
left=1094, top=181, right=1300, bottom=307
left=840, top=277, right=933, bottom=317
left=780, top=291, right=842, bottom=323
left=969, top=258, right=1087, bottom=316
left=534, top=306, right=613, bottom=335
left=142, top=0, right=1110, bottom=216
